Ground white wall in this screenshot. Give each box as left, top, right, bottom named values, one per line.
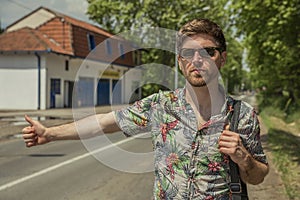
left=0, top=54, right=47, bottom=110
left=46, top=54, right=77, bottom=108
left=45, top=55, right=112, bottom=107
left=122, top=67, right=142, bottom=103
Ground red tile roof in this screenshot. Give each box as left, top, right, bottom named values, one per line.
left=0, top=27, right=73, bottom=55
left=61, top=15, right=115, bottom=39
left=0, top=7, right=125, bottom=56
left=38, top=7, right=120, bottom=39
left=0, top=7, right=137, bottom=67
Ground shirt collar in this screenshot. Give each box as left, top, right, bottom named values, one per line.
left=175, top=85, right=231, bottom=116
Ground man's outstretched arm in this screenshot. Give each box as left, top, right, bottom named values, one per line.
left=22, top=112, right=121, bottom=147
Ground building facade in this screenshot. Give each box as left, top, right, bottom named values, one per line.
left=0, top=7, right=142, bottom=110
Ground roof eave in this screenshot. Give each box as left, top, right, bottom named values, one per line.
left=0, top=49, right=73, bottom=57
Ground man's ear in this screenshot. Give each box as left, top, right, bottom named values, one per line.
left=220, top=51, right=227, bottom=67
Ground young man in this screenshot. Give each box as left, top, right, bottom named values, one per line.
left=23, top=18, right=269, bottom=199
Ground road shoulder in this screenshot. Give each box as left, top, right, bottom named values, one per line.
left=247, top=117, right=288, bottom=199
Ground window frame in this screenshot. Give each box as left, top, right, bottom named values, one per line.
left=87, top=33, right=96, bottom=50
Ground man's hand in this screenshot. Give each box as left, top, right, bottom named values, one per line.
left=218, top=125, right=250, bottom=167
left=218, top=125, right=269, bottom=184
left=22, top=115, right=50, bottom=147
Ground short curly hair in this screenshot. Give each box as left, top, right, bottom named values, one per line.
left=177, top=18, right=226, bottom=53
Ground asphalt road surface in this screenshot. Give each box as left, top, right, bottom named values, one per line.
left=0, top=132, right=154, bottom=200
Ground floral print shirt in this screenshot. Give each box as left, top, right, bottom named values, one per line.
left=114, top=88, right=267, bottom=200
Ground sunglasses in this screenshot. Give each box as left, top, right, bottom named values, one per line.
left=180, top=47, right=223, bottom=60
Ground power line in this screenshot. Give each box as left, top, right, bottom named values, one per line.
left=3, top=0, right=63, bottom=26
left=4, top=0, right=34, bottom=12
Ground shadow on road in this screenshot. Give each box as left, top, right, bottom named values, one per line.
left=28, top=154, right=66, bottom=157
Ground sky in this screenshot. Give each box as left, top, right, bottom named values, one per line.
left=0, top=0, right=94, bottom=29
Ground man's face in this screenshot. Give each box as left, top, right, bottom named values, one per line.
left=178, top=34, right=226, bottom=87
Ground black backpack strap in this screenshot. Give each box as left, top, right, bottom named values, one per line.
left=229, top=100, right=249, bottom=200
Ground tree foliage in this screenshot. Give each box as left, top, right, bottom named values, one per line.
left=86, top=0, right=244, bottom=96
left=229, top=0, right=300, bottom=112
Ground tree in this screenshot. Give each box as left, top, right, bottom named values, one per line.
left=229, top=0, right=300, bottom=112
left=86, top=0, right=244, bottom=95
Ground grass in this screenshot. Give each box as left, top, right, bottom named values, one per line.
left=260, top=108, right=300, bottom=200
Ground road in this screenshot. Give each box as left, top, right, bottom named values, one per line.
left=0, top=132, right=154, bottom=200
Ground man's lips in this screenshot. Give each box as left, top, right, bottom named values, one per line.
left=191, top=67, right=206, bottom=73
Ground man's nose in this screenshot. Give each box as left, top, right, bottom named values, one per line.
left=191, top=51, right=203, bottom=67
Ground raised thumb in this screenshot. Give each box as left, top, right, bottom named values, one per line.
left=25, top=115, right=35, bottom=126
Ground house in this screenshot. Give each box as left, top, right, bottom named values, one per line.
left=0, top=6, right=142, bottom=110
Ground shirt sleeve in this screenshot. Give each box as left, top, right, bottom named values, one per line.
left=238, top=102, right=268, bottom=165
left=113, top=93, right=159, bottom=137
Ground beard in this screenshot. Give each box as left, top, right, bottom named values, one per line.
left=185, top=73, right=209, bottom=87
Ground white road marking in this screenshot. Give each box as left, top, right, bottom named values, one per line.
left=0, top=134, right=146, bottom=191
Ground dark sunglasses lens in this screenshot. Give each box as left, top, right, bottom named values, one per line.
left=203, top=48, right=216, bottom=57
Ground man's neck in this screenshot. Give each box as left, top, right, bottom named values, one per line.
left=185, top=81, right=225, bottom=118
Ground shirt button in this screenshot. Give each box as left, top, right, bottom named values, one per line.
left=190, top=168, right=196, bottom=174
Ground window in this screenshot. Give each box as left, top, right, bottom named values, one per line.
left=119, top=43, right=125, bottom=59
left=51, top=79, right=61, bottom=94
left=65, top=60, right=69, bottom=71
left=106, top=40, right=112, bottom=55
left=87, top=33, right=96, bottom=50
